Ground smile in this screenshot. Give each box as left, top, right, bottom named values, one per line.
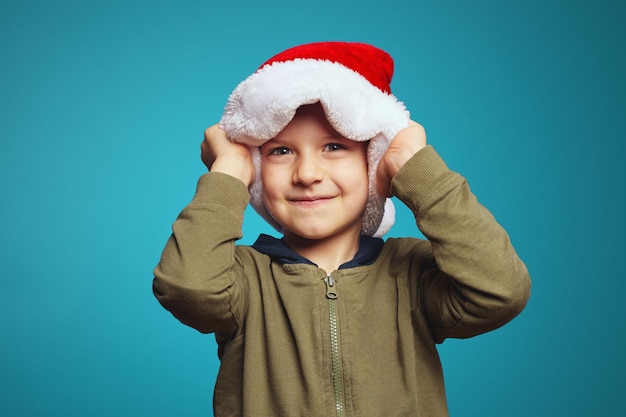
left=289, top=196, right=334, bottom=207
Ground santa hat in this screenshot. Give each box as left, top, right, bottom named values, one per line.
left=220, top=41, right=409, bottom=237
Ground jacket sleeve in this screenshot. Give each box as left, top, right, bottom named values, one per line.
left=152, top=172, right=249, bottom=334
left=392, top=146, right=531, bottom=343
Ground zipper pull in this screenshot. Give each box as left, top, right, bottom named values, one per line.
left=323, top=275, right=338, bottom=300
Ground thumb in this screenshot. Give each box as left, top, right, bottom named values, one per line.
left=376, top=158, right=393, bottom=198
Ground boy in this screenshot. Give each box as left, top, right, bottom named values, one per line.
left=153, top=42, right=531, bottom=416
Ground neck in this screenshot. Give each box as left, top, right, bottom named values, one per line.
left=283, top=230, right=361, bottom=274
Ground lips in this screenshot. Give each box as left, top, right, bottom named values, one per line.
left=289, top=196, right=334, bottom=206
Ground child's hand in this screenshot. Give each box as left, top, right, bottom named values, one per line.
left=376, top=121, right=427, bottom=197
left=201, top=124, right=255, bottom=187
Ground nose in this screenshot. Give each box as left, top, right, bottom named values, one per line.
left=293, top=154, right=325, bottom=186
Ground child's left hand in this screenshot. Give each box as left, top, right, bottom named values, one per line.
left=376, top=121, right=427, bottom=197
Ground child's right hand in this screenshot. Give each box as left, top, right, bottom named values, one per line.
left=201, top=124, right=255, bottom=187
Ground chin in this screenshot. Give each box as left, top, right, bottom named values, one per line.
left=286, top=229, right=330, bottom=241
left=285, top=223, right=361, bottom=243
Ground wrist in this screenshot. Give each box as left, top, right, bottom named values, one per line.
left=210, top=157, right=254, bottom=187
left=387, top=145, right=425, bottom=178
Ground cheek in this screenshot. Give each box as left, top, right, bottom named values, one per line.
left=355, top=160, right=370, bottom=206
left=260, top=167, right=284, bottom=206
left=356, top=179, right=370, bottom=208
left=339, top=160, right=369, bottom=202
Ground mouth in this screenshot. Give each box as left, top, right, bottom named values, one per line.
left=289, top=196, right=334, bottom=207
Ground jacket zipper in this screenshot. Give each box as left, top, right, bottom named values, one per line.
left=324, top=274, right=345, bottom=417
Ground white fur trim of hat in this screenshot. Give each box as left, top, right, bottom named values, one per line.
left=220, top=41, right=409, bottom=237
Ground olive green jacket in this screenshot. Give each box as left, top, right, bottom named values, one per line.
left=153, top=146, right=531, bottom=416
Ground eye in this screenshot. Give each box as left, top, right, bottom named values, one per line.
left=325, top=143, right=347, bottom=152
left=267, top=146, right=292, bottom=156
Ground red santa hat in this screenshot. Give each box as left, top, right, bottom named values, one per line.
left=220, top=41, right=409, bottom=237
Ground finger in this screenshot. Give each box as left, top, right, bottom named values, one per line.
left=376, top=160, right=392, bottom=198
left=201, top=124, right=224, bottom=169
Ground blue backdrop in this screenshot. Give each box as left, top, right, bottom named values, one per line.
left=1, top=0, right=624, bottom=415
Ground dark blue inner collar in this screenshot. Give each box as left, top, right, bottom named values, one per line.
left=252, top=234, right=384, bottom=269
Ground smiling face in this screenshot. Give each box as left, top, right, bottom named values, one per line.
left=260, top=104, right=369, bottom=245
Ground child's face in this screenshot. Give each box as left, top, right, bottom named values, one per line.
left=260, top=104, right=369, bottom=242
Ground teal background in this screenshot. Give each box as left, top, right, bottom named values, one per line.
left=1, top=0, right=624, bottom=415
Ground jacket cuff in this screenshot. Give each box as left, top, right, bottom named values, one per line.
left=192, top=172, right=250, bottom=215
left=391, top=145, right=459, bottom=212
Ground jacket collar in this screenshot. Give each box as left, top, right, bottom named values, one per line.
left=252, top=234, right=384, bottom=269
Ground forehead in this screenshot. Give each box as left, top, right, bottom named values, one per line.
left=268, top=104, right=348, bottom=144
